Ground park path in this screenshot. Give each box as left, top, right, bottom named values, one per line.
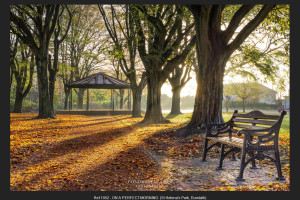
left=145, top=147, right=289, bottom=191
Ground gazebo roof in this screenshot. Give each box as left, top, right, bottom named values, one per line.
left=65, top=72, right=131, bottom=89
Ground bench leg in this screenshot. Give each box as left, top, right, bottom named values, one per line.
left=274, top=146, right=285, bottom=181
left=250, top=151, right=258, bottom=169
left=231, top=151, right=237, bottom=161
left=236, top=148, right=247, bottom=181
left=202, top=138, right=209, bottom=161
left=216, top=143, right=225, bottom=170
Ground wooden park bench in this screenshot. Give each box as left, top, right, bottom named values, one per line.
left=201, top=110, right=287, bottom=181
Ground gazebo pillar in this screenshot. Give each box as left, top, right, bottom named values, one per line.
left=69, top=88, right=72, bottom=110
left=110, top=89, right=112, bottom=110
left=128, top=89, right=131, bottom=110
left=112, top=89, right=115, bottom=111
left=86, top=89, right=89, bottom=111
left=111, top=89, right=115, bottom=111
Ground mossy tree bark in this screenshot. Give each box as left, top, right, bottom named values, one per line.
left=12, top=50, right=34, bottom=113
left=186, top=5, right=275, bottom=129
left=133, top=5, right=196, bottom=123
left=10, top=5, right=60, bottom=118
left=48, top=6, right=72, bottom=113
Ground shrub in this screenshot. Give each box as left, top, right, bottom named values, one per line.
left=22, top=100, right=38, bottom=112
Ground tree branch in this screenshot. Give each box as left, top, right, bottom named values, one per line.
left=10, top=10, right=39, bottom=55
left=163, top=6, right=183, bottom=50
left=209, top=5, right=225, bottom=32
left=227, top=5, right=275, bottom=56
left=58, top=5, right=73, bottom=44
left=132, top=6, right=149, bottom=68
left=162, top=35, right=196, bottom=81
left=223, top=5, right=254, bottom=44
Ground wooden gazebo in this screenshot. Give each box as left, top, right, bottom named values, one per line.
left=57, top=72, right=132, bottom=115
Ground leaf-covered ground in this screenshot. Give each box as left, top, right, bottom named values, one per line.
left=10, top=113, right=290, bottom=191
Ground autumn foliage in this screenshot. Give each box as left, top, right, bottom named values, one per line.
left=10, top=113, right=289, bottom=191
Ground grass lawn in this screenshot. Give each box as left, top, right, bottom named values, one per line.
left=10, top=112, right=290, bottom=191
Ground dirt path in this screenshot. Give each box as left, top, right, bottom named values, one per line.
left=145, top=148, right=289, bottom=191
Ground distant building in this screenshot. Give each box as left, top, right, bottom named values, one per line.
left=283, top=95, right=290, bottom=110
left=255, top=83, right=277, bottom=104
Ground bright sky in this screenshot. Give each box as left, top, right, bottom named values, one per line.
left=161, top=69, right=290, bottom=99
left=161, top=34, right=290, bottom=99
left=161, top=73, right=197, bottom=98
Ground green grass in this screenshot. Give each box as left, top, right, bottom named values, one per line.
left=280, top=114, right=290, bottom=136
left=164, top=113, right=192, bottom=124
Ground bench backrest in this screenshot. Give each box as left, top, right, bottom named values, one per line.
left=230, top=110, right=286, bottom=134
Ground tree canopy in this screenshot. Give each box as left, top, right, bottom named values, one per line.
left=10, top=4, right=289, bottom=124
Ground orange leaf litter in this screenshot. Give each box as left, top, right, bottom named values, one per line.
left=10, top=113, right=181, bottom=191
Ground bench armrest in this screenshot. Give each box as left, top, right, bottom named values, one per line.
left=202, top=110, right=238, bottom=137
left=237, top=127, right=272, bottom=136
left=202, top=121, right=232, bottom=137
left=237, top=127, right=274, bottom=136
left=237, top=127, right=279, bottom=148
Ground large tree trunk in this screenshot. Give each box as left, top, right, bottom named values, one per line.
left=185, top=5, right=275, bottom=131
left=187, top=6, right=227, bottom=128
left=76, top=88, right=85, bottom=109
left=48, top=41, right=60, bottom=114
left=188, top=57, right=226, bottom=128
left=35, top=53, right=55, bottom=118
left=141, top=70, right=169, bottom=123
left=48, top=72, right=56, bottom=113
left=13, top=92, right=24, bottom=113
left=11, top=51, right=34, bottom=114
left=64, top=87, right=71, bottom=110
left=170, top=87, right=182, bottom=115
left=130, top=74, right=146, bottom=118
left=48, top=54, right=58, bottom=114
left=131, top=88, right=143, bottom=118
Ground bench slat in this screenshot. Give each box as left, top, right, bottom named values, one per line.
left=232, top=118, right=276, bottom=126
left=207, top=136, right=243, bottom=148
left=234, top=113, right=280, bottom=120
left=233, top=124, right=269, bottom=130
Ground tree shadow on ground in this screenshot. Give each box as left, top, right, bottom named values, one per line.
left=172, top=126, right=203, bottom=138
left=10, top=122, right=144, bottom=191
left=15, top=116, right=132, bottom=134
left=25, top=125, right=138, bottom=166
left=51, top=146, right=163, bottom=191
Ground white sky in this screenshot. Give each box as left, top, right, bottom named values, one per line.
left=161, top=69, right=290, bottom=99
left=161, top=35, right=290, bottom=99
